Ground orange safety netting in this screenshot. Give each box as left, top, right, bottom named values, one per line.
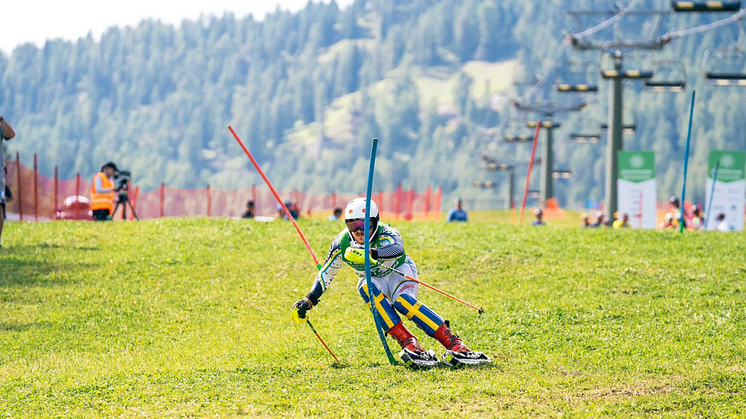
left=3, top=157, right=442, bottom=222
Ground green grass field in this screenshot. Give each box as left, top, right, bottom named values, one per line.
left=2, top=219, right=745, bottom=417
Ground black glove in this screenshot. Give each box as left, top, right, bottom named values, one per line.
left=291, top=298, right=313, bottom=323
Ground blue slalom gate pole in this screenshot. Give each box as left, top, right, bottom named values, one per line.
left=705, top=160, right=720, bottom=230
left=679, top=90, right=696, bottom=234
left=365, top=138, right=397, bottom=365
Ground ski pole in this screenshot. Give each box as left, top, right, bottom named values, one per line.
left=307, top=319, right=339, bottom=363
left=228, top=126, right=339, bottom=362
left=373, top=261, right=484, bottom=314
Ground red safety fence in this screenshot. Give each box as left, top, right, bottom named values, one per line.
left=3, top=155, right=442, bottom=222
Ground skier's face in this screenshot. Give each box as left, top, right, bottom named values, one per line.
left=346, top=219, right=373, bottom=244
left=352, top=229, right=366, bottom=244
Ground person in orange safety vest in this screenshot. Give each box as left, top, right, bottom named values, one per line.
left=91, top=162, right=119, bottom=221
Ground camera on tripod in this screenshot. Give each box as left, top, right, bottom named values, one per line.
left=110, top=169, right=139, bottom=221
left=113, top=170, right=132, bottom=192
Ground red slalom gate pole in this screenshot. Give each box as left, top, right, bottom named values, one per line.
left=228, top=126, right=339, bottom=363
left=229, top=126, right=320, bottom=267
left=520, top=121, right=541, bottom=225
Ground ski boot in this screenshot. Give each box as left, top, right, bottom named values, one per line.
left=387, top=322, right=439, bottom=370
left=433, top=323, right=491, bottom=368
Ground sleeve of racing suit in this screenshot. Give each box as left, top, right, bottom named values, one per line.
left=306, top=235, right=344, bottom=305
left=372, top=227, right=405, bottom=261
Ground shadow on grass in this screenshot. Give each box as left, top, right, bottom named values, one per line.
left=330, top=361, right=350, bottom=369
left=0, top=254, right=95, bottom=288
left=6, top=243, right=100, bottom=252
left=0, top=320, right=57, bottom=332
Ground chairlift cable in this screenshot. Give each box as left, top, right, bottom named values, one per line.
left=663, top=8, right=746, bottom=40
left=517, top=0, right=642, bottom=103
left=574, top=0, right=644, bottom=40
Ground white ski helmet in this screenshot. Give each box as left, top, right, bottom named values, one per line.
left=344, top=198, right=379, bottom=240
left=345, top=197, right=379, bottom=220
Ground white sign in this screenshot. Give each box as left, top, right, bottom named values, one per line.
left=618, top=151, right=656, bottom=229
left=705, top=150, right=745, bottom=231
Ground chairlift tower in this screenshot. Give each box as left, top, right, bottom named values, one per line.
left=568, top=7, right=671, bottom=223
left=483, top=159, right=516, bottom=210
left=513, top=100, right=585, bottom=207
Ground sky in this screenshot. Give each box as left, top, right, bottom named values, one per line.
left=0, top=0, right=354, bottom=53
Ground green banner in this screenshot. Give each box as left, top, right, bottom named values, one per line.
left=709, top=150, right=745, bottom=183
left=619, top=151, right=655, bottom=183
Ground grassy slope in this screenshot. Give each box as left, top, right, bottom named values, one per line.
left=1, top=219, right=745, bottom=417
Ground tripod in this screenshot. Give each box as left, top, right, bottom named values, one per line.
left=112, top=188, right=139, bottom=221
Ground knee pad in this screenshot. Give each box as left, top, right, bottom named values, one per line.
left=393, top=294, right=444, bottom=336
left=358, top=278, right=401, bottom=330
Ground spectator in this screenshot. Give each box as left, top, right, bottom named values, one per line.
left=593, top=211, right=606, bottom=228
left=242, top=200, right=255, bottom=219
left=660, top=212, right=676, bottom=229
left=328, top=207, right=343, bottom=221
left=276, top=204, right=286, bottom=220
left=447, top=197, right=468, bottom=222
left=0, top=115, right=16, bottom=247
left=277, top=201, right=299, bottom=220
left=669, top=196, right=684, bottom=228
left=716, top=213, right=730, bottom=232
left=613, top=213, right=631, bottom=229
left=290, top=202, right=301, bottom=219
left=91, top=162, right=118, bottom=221
left=581, top=213, right=591, bottom=228
left=531, top=208, right=546, bottom=226
left=690, top=205, right=703, bottom=230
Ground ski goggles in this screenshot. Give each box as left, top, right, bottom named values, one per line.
left=345, top=219, right=373, bottom=232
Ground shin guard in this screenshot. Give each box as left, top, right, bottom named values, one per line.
left=393, top=294, right=445, bottom=336
left=358, top=281, right=401, bottom=330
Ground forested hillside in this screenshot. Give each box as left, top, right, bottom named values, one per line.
left=1, top=0, right=744, bottom=207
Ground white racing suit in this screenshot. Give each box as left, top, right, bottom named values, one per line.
left=306, top=224, right=445, bottom=336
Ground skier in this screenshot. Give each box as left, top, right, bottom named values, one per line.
left=290, top=197, right=490, bottom=368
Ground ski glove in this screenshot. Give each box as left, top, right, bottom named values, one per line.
left=291, top=298, right=313, bottom=323
left=344, top=247, right=377, bottom=265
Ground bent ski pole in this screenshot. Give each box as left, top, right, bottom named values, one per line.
left=228, top=126, right=339, bottom=362
left=365, top=138, right=397, bottom=365
left=374, top=262, right=484, bottom=314
left=679, top=90, right=696, bottom=234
